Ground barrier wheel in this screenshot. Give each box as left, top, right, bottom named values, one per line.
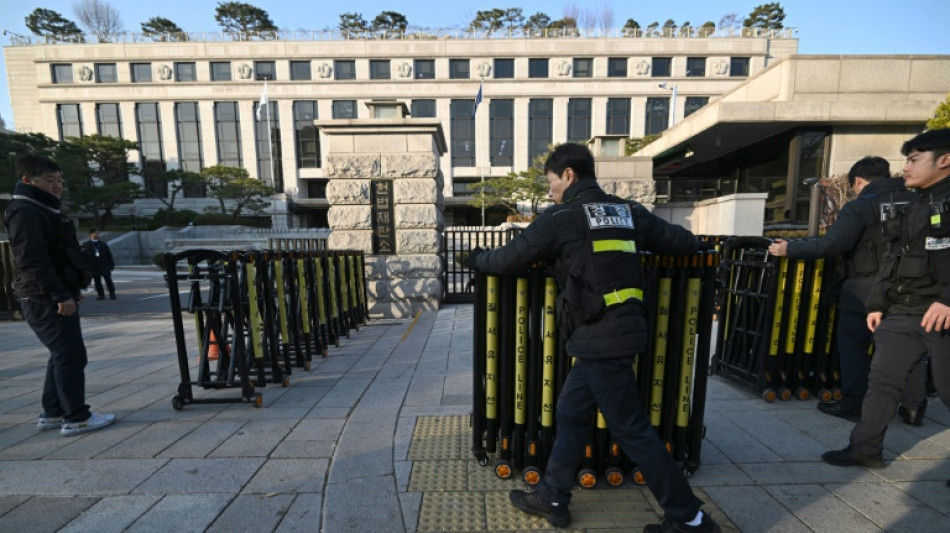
left=819, top=388, right=833, bottom=402
left=522, top=467, right=541, bottom=486
left=477, top=455, right=489, bottom=467
left=795, top=387, right=809, bottom=401
left=322, top=348, right=329, bottom=359
left=253, top=394, right=263, bottom=408
left=304, top=361, right=311, bottom=371
left=833, top=388, right=843, bottom=400
left=577, top=469, right=597, bottom=489
left=171, top=395, right=184, bottom=410
left=335, top=340, right=340, bottom=348
left=631, top=469, right=648, bottom=486
left=282, top=376, right=291, bottom=387
left=605, top=467, right=624, bottom=487
left=779, top=388, right=792, bottom=401
left=761, top=389, right=777, bottom=402
left=494, top=461, right=513, bottom=479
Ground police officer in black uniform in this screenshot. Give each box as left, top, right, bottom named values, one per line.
left=768, top=157, right=927, bottom=424
left=823, top=129, right=950, bottom=468
left=469, top=144, right=720, bottom=533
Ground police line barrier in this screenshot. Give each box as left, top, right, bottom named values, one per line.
left=0, top=241, right=23, bottom=321
left=712, top=237, right=840, bottom=402
left=164, top=249, right=368, bottom=410
left=471, top=250, right=719, bottom=487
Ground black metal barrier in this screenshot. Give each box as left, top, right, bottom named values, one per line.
left=0, top=241, right=22, bottom=320
left=164, top=249, right=369, bottom=410
left=471, top=251, right=719, bottom=487
left=712, top=237, right=841, bottom=403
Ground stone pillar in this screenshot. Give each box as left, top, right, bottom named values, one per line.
left=317, top=108, right=447, bottom=319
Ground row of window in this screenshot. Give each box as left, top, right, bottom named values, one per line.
left=50, top=56, right=751, bottom=84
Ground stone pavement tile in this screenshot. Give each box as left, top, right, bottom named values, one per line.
left=208, top=418, right=298, bottom=457
left=317, top=377, right=372, bottom=409
left=157, top=420, right=244, bottom=458
left=305, top=406, right=351, bottom=419
left=285, top=418, right=345, bottom=441
left=703, top=485, right=812, bottom=533
left=133, top=458, right=265, bottom=493
left=398, top=491, right=421, bottom=533
left=58, top=494, right=162, bottom=533
left=275, top=492, right=323, bottom=532
left=0, top=385, right=35, bottom=402
left=121, top=403, right=223, bottom=424
left=827, top=480, right=946, bottom=532
left=97, top=383, right=174, bottom=413
left=47, top=419, right=145, bottom=459
left=693, top=438, right=729, bottom=465
left=207, top=493, right=296, bottom=532
left=324, top=474, right=403, bottom=533
left=718, top=405, right=830, bottom=461
left=0, top=422, right=53, bottom=451
left=243, top=458, right=329, bottom=494
left=267, top=385, right=331, bottom=410
left=0, top=495, right=98, bottom=532
left=740, top=461, right=881, bottom=485
left=687, top=463, right=755, bottom=486
left=0, top=494, right=30, bottom=515
left=0, top=389, right=41, bottom=415
left=0, top=428, right=74, bottom=460
left=769, top=404, right=856, bottom=450
left=0, top=459, right=166, bottom=495
left=885, top=424, right=950, bottom=460
left=404, top=375, right=445, bottom=408
left=331, top=419, right=397, bottom=479
left=704, top=411, right=784, bottom=463
left=126, top=493, right=233, bottom=533
left=0, top=413, right=34, bottom=425
left=270, top=439, right=335, bottom=459
left=763, top=483, right=882, bottom=533
left=395, top=459, right=412, bottom=492
left=893, top=480, right=950, bottom=515
left=96, top=421, right=204, bottom=459
left=871, top=458, right=950, bottom=482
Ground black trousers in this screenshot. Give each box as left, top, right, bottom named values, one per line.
left=537, top=357, right=703, bottom=522
left=850, top=313, right=950, bottom=456
left=93, top=271, right=116, bottom=297
left=21, top=297, right=91, bottom=423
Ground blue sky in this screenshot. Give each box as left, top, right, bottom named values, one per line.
left=2, top=0, right=948, bottom=127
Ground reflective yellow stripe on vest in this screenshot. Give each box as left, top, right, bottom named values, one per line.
left=592, top=240, right=637, bottom=253
left=603, top=287, right=643, bottom=307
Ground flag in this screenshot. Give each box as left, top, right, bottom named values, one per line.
left=472, top=81, right=483, bottom=119
left=256, top=82, right=268, bottom=121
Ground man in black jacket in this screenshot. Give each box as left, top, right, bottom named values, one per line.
left=82, top=228, right=117, bottom=300
left=768, top=157, right=927, bottom=424
left=470, top=144, right=719, bottom=533
left=4, top=154, right=115, bottom=437
left=822, top=129, right=950, bottom=469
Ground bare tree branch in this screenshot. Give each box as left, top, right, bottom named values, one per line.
left=73, top=0, right=123, bottom=42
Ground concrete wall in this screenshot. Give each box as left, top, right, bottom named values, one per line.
left=652, top=193, right=769, bottom=236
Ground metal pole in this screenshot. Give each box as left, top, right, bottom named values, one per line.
left=670, top=84, right=678, bottom=128
left=481, top=170, right=485, bottom=226
left=804, top=178, right=822, bottom=237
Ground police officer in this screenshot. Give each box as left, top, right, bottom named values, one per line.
left=469, top=144, right=720, bottom=533
left=823, top=129, right=950, bottom=468
left=768, top=157, right=927, bottom=424
left=82, top=229, right=116, bottom=300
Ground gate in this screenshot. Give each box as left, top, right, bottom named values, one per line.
left=442, top=227, right=521, bottom=303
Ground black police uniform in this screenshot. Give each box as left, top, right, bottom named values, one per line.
left=472, top=179, right=705, bottom=522
left=784, top=178, right=925, bottom=411
left=82, top=237, right=116, bottom=298
left=850, top=174, right=950, bottom=457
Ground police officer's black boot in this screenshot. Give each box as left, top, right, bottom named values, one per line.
left=644, top=510, right=721, bottom=533
left=509, top=490, right=570, bottom=528
left=898, top=399, right=927, bottom=426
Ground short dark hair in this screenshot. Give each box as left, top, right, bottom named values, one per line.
left=847, top=156, right=890, bottom=187
left=543, top=143, right=596, bottom=181
left=901, top=129, right=950, bottom=159
left=89, top=228, right=98, bottom=234
left=15, top=154, right=61, bottom=181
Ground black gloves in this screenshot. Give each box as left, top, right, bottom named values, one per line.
left=697, top=240, right=716, bottom=252
left=465, top=247, right=484, bottom=269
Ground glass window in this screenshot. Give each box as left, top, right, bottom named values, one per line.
left=652, top=57, right=671, bottom=77
left=369, top=60, right=391, bottom=80
left=494, top=58, right=514, bottom=79
left=96, top=103, right=122, bottom=138
left=490, top=99, right=513, bottom=167
left=607, top=58, right=627, bottom=78
left=414, top=59, right=435, bottom=79
left=254, top=101, right=282, bottom=190
left=606, top=98, right=630, bottom=135
left=573, top=58, right=592, bottom=78
left=730, top=57, right=750, bottom=77
left=290, top=61, right=311, bottom=81
left=684, top=96, right=709, bottom=117
left=528, top=58, right=548, bottom=78
left=411, top=99, right=436, bottom=118
left=57, top=104, right=82, bottom=140
left=254, top=61, right=276, bottom=80
left=450, top=100, right=475, bottom=167
left=567, top=98, right=592, bottom=142
left=95, top=63, right=116, bottom=83
left=214, top=102, right=242, bottom=167
left=528, top=99, right=553, bottom=166
left=175, top=62, right=196, bottom=82
left=293, top=101, right=320, bottom=168
left=131, top=63, right=153, bottom=83
left=136, top=103, right=164, bottom=196
left=449, top=59, right=470, bottom=79
left=51, top=64, right=73, bottom=84
left=333, top=100, right=357, bottom=119
left=686, top=57, right=706, bottom=77
left=175, top=102, right=203, bottom=175
left=334, top=60, right=356, bottom=80
left=211, top=62, right=231, bottom=81
left=645, top=97, right=669, bottom=136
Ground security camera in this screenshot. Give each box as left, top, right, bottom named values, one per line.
left=658, top=82, right=668, bottom=89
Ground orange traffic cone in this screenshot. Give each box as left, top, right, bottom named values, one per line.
left=208, top=330, right=221, bottom=361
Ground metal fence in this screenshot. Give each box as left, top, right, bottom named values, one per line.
left=442, top=226, right=522, bottom=303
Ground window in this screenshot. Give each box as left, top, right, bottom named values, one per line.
left=450, top=100, right=475, bottom=167
left=254, top=61, right=276, bottom=80
left=494, top=58, right=514, bottom=79
left=56, top=104, right=82, bottom=140
left=290, top=61, right=311, bottom=81
left=411, top=99, right=436, bottom=118
left=370, top=60, right=391, bottom=80
left=175, top=62, right=196, bottom=82
left=414, top=59, right=435, bottom=79
left=136, top=103, right=164, bottom=196
left=131, top=63, right=152, bottom=83
left=567, top=98, right=592, bottom=142
left=645, top=98, right=670, bottom=136
left=293, top=101, right=320, bottom=168
left=607, top=58, right=627, bottom=78
left=490, top=99, right=513, bottom=167
left=730, top=57, right=750, bottom=77
left=449, top=59, right=470, bottom=79
left=333, top=100, right=357, bottom=119
left=684, top=96, right=709, bottom=117
left=175, top=103, right=203, bottom=175
left=95, top=63, right=116, bottom=83
left=606, top=98, right=630, bottom=135
left=96, top=103, right=122, bottom=138
left=51, top=64, right=73, bottom=84
left=528, top=58, right=548, bottom=78
left=686, top=57, right=706, bottom=77
left=214, top=102, right=242, bottom=167
left=652, top=57, right=671, bottom=77
left=528, top=99, right=553, bottom=166
left=573, top=58, right=593, bottom=78
left=211, top=62, right=231, bottom=81
left=254, top=101, right=282, bottom=190
left=334, top=60, right=355, bottom=80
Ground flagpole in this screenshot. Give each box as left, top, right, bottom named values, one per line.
left=478, top=77, right=485, bottom=226
left=264, top=81, right=276, bottom=190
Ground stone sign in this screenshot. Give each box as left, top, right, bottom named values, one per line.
left=371, top=179, right=395, bottom=255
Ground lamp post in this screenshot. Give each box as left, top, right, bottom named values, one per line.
left=658, top=82, right=678, bottom=129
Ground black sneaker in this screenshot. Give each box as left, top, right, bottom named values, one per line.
left=509, top=490, right=571, bottom=528
left=109, top=294, right=117, bottom=300
left=898, top=399, right=927, bottom=426
left=817, top=400, right=861, bottom=423
left=821, top=447, right=885, bottom=469
left=644, top=510, right=721, bottom=533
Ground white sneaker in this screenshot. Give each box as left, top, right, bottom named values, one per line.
left=37, top=414, right=64, bottom=430
left=60, top=412, right=116, bottom=436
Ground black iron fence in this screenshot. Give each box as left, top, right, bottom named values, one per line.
left=441, top=226, right=522, bottom=303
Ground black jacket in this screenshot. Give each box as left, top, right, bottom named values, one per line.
left=472, top=179, right=699, bottom=359
left=3, top=182, right=92, bottom=302
left=785, top=178, right=915, bottom=313
left=82, top=238, right=115, bottom=275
